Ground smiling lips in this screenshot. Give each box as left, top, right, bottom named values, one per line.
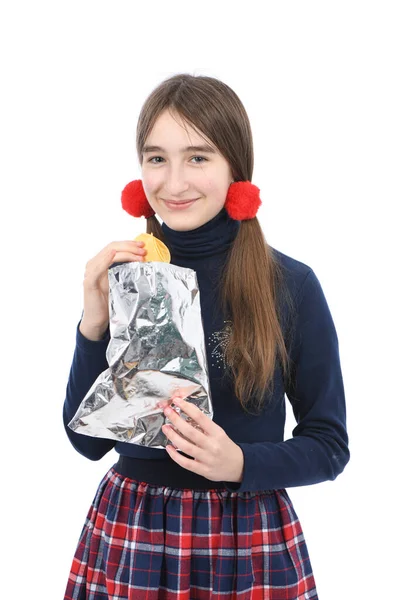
left=163, top=198, right=199, bottom=210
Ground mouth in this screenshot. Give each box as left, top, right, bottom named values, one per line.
left=162, top=198, right=200, bottom=210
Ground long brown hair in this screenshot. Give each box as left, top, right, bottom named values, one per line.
left=136, top=74, right=295, bottom=414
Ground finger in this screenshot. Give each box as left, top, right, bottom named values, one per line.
left=164, top=407, right=207, bottom=448
left=105, top=241, right=147, bottom=259
left=162, top=425, right=202, bottom=459
left=172, top=398, right=213, bottom=435
left=86, top=248, right=117, bottom=284
left=107, top=240, right=145, bottom=250
left=107, top=248, right=117, bottom=264
left=163, top=419, right=200, bottom=449
left=165, top=443, right=205, bottom=476
left=112, top=251, right=147, bottom=262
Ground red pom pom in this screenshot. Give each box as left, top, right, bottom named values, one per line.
left=225, top=181, right=261, bottom=220
left=121, top=180, right=155, bottom=219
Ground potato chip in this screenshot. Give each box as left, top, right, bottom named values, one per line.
left=134, top=233, right=171, bottom=263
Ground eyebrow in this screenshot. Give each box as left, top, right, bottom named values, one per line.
left=142, top=144, right=217, bottom=154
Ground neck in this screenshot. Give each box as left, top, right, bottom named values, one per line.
left=161, top=207, right=240, bottom=264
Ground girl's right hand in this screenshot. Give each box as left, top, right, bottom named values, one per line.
left=81, top=240, right=147, bottom=332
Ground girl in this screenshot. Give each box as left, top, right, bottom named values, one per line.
left=63, top=73, right=350, bottom=599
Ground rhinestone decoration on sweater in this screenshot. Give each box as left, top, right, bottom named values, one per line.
left=208, top=320, right=232, bottom=370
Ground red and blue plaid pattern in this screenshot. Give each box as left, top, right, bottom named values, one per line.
left=64, top=466, right=318, bottom=599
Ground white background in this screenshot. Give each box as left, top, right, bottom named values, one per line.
left=1, top=1, right=399, bottom=598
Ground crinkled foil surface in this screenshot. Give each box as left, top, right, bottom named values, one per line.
left=68, top=261, right=213, bottom=449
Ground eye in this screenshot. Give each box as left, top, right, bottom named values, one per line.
left=147, top=156, right=208, bottom=164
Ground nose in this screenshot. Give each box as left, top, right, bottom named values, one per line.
left=164, top=165, right=190, bottom=197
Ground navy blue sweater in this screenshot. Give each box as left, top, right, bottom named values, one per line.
left=63, top=207, right=350, bottom=492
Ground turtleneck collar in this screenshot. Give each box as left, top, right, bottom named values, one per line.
left=161, top=206, right=240, bottom=262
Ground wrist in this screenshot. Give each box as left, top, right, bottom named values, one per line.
left=233, top=445, right=244, bottom=482
left=79, top=319, right=109, bottom=341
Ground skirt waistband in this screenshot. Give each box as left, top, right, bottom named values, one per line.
left=113, top=454, right=227, bottom=491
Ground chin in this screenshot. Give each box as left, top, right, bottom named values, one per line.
left=160, top=204, right=224, bottom=231
left=163, top=216, right=203, bottom=232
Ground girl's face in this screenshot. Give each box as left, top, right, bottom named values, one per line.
left=141, top=109, right=233, bottom=231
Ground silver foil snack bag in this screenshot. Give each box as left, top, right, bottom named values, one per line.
left=68, top=261, right=213, bottom=449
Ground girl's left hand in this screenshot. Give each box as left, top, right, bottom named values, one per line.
left=160, top=396, right=244, bottom=483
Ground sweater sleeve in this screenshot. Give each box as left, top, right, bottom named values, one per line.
left=62, top=317, right=117, bottom=460
left=223, top=268, right=350, bottom=493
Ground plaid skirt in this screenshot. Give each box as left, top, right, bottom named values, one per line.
left=64, top=464, right=318, bottom=599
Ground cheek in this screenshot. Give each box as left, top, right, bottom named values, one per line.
left=142, top=175, right=160, bottom=196
left=204, top=181, right=229, bottom=203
